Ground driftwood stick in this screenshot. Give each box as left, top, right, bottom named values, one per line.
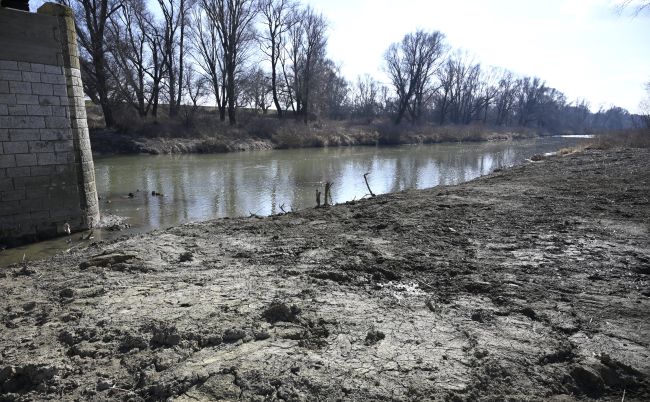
left=316, top=189, right=321, bottom=208
left=363, top=173, right=375, bottom=197
left=324, top=182, right=333, bottom=206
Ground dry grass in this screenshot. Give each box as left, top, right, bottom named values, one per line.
left=586, top=129, right=650, bottom=149
left=88, top=105, right=571, bottom=153
left=554, top=129, right=650, bottom=157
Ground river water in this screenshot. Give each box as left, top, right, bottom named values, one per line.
left=0, top=136, right=588, bottom=265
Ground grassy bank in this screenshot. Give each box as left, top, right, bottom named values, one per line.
left=88, top=106, right=551, bottom=155
left=556, top=128, right=650, bottom=156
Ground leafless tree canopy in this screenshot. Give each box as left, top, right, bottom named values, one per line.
left=384, top=30, right=446, bottom=124
left=58, top=0, right=642, bottom=131
left=618, top=0, right=650, bottom=15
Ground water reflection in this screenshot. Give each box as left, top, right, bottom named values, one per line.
left=94, top=137, right=582, bottom=230
left=1, top=137, right=585, bottom=265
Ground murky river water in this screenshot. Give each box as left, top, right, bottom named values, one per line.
left=0, top=136, right=588, bottom=265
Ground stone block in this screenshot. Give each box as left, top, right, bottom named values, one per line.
left=6, top=167, right=30, bottom=178
left=0, top=94, right=16, bottom=105
left=26, top=105, right=53, bottom=116
left=71, top=96, right=85, bottom=108
left=15, top=94, right=39, bottom=105
left=17, top=62, right=31, bottom=71
left=42, top=65, right=62, bottom=75
left=3, top=141, right=29, bottom=153
left=0, top=155, right=16, bottom=168
left=52, top=84, right=67, bottom=97
left=71, top=118, right=87, bottom=129
left=14, top=153, right=36, bottom=167
left=54, top=140, right=73, bottom=152
left=29, top=140, right=55, bottom=153
left=29, top=166, right=52, bottom=176
left=40, top=128, right=72, bottom=141
left=1, top=189, right=26, bottom=202
left=56, top=152, right=73, bottom=164
left=0, top=178, right=13, bottom=191
left=52, top=106, right=68, bottom=117
left=37, top=152, right=58, bottom=165
left=38, top=95, right=61, bottom=106
left=21, top=71, right=41, bottom=82
left=25, top=186, right=48, bottom=199
left=30, top=210, right=50, bottom=220
left=41, top=73, right=66, bottom=85
left=45, top=116, right=70, bottom=129
left=0, top=61, right=18, bottom=70
left=8, top=105, right=27, bottom=116
left=13, top=175, right=50, bottom=188
left=50, top=208, right=79, bottom=219
left=55, top=165, right=71, bottom=174
left=70, top=85, right=84, bottom=98
left=0, top=104, right=7, bottom=115
left=10, top=129, right=40, bottom=141
left=0, top=80, right=9, bottom=94
left=19, top=197, right=48, bottom=212
left=0, top=201, right=21, bottom=216
left=9, top=81, right=31, bottom=94
left=31, top=82, right=53, bottom=96
left=0, top=69, right=22, bottom=81
left=0, top=129, right=8, bottom=141
left=0, top=116, right=46, bottom=129
left=30, top=63, right=45, bottom=73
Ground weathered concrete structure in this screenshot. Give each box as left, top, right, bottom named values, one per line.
left=0, top=3, right=99, bottom=245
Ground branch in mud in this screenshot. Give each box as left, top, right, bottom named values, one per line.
left=363, top=173, right=376, bottom=198
left=316, top=189, right=321, bottom=208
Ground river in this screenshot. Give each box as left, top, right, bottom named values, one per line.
left=0, top=136, right=588, bottom=265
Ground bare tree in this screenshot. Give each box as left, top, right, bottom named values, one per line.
left=353, top=74, right=380, bottom=121
left=259, top=0, right=297, bottom=118
left=317, top=60, right=349, bottom=120
left=618, top=0, right=650, bottom=15
left=515, top=76, right=547, bottom=127
left=384, top=30, right=446, bottom=124
left=180, top=67, right=208, bottom=127
left=156, top=0, right=191, bottom=117
left=107, top=0, right=158, bottom=117
left=641, top=81, right=650, bottom=127
left=241, top=67, right=272, bottom=113
left=190, top=4, right=227, bottom=121
left=201, top=0, right=258, bottom=125
left=493, top=69, right=517, bottom=126
left=299, top=7, right=327, bottom=122
left=447, top=52, right=481, bottom=124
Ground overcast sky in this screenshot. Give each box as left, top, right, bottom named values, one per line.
left=303, top=0, right=650, bottom=113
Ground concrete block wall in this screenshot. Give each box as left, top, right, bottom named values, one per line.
left=0, top=3, right=99, bottom=245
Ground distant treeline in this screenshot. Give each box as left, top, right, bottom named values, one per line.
left=63, top=0, right=646, bottom=133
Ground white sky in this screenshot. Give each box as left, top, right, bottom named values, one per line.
left=303, top=0, right=650, bottom=113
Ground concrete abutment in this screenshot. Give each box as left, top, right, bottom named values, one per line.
left=0, top=2, right=100, bottom=245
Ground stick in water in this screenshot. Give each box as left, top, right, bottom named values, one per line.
left=363, top=173, right=375, bottom=197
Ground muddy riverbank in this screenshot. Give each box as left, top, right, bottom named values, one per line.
left=1, top=148, right=649, bottom=401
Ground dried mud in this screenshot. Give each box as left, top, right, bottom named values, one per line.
left=1, top=148, right=649, bottom=401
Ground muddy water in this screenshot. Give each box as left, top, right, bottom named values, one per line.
left=0, top=136, right=587, bottom=265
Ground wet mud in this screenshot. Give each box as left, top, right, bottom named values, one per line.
left=1, top=148, right=649, bottom=401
